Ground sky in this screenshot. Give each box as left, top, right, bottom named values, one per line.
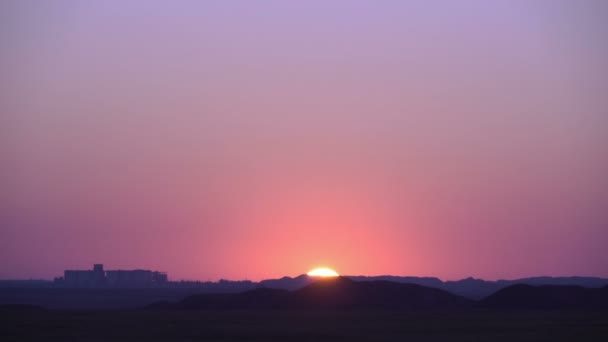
left=1, top=0, right=607, bottom=281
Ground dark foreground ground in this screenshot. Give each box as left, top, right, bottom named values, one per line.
left=2, top=309, right=608, bottom=341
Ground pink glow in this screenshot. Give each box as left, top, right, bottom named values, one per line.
left=1, top=1, right=607, bottom=281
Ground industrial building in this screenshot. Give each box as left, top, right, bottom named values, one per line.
left=106, top=269, right=168, bottom=288
left=60, top=264, right=168, bottom=288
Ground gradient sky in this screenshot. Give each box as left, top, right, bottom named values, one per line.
left=2, top=0, right=607, bottom=281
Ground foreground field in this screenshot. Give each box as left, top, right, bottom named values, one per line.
left=1, top=309, right=608, bottom=341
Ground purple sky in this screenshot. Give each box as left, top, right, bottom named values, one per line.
left=1, top=0, right=607, bottom=281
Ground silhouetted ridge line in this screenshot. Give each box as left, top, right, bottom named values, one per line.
left=13, top=267, right=608, bottom=301
left=479, top=284, right=608, bottom=309
left=173, top=277, right=472, bottom=310
left=346, top=275, right=608, bottom=299
left=4, top=274, right=608, bottom=309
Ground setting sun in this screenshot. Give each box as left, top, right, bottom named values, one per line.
left=307, top=267, right=339, bottom=277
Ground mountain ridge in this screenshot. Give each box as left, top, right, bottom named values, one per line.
left=3, top=275, right=607, bottom=301
left=161, top=277, right=608, bottom=311
left=479, top=283, right=608, bottom=309
left=262, top=274, right=608, bottom=300
left=171, top=277, right=473, bottom=310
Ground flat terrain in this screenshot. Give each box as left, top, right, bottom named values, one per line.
left=0, top=288, right=208, bottom=310
left=2, top=309, right=608, bottom=341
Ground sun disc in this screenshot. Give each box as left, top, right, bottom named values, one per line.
left=307, top=267, right=339, bottom=277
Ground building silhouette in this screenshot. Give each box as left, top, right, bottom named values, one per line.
left=60, top=264, right=168, bottom=288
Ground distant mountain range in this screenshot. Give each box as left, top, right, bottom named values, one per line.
left=151, top=277, right=608, bottom=311
left=159, top=277, right=472, bottom=310
left=255, top=274, right=608, bottom=300
left=347, top=275, right=608, bottom=300
left=3, top=275, right=607, bottom=300
left=480, top=284, right=608, bottom=310
left=3, top=276, right=608, bottom=310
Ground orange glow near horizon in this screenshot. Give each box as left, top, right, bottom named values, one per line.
left=307, top=267, right=340, bottom=277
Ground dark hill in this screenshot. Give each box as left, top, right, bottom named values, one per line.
left=346, top=275, right=608, bottom=300
left=479, top=284, right=608, bottom=310
left=175, top=277, right=472, bottom=310
left=291, top=277, right=471, bottom=309
left=258, top=274, right=315, bottom=290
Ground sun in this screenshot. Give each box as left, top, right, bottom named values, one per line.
left=307, top=267, right=339, bottom=277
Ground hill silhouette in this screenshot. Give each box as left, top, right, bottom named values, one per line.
left=173, top=277, right=472, bottom=310
left=4, top=275, right=608, bottom=310
left=258, top=274, right=314, bottom=290
left=290, top=277, right=472, bottom=309
left=348, top=275, right=608, bottom=299
left=479, top=284, right=608, bottom=310
left=5, top=275, right=607, bottom=304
